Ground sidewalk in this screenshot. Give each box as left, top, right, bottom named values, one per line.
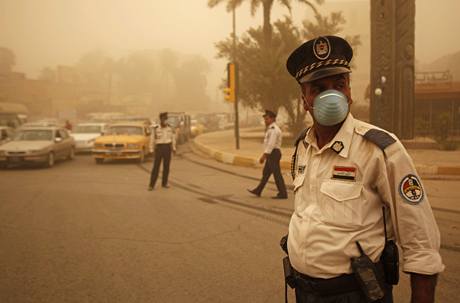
left=192, top=129, right=460, bottom=176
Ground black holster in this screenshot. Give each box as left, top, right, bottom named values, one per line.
left=380, top=240, right=399, bottom=285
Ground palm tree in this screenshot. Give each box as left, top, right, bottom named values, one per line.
left=208, top=0, right=323, bottom=47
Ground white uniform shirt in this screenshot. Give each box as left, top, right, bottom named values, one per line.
left=150, top=125, right=176, bottom=152
left=288, top=114, right=444, bottom=278
left=264, top=122, right=282, bottom=154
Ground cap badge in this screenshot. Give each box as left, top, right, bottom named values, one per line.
left=313, top=37, right=331, bottom=60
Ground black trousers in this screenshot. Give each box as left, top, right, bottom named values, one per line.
left=149, top=143, right=172, bottom=187
left=295, top=284, right=393, bottom=303
left=253, top=148, right=287, bottom=196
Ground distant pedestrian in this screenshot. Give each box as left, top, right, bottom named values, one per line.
left=248, top=110, right=288, bottom=199
left=64, top=120, right=73, bottom=131
left=148, top=112, right=176, bottom=191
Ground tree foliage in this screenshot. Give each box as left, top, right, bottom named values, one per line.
left=302, top=12, right=361, bottom=69
left=72, top=49, right=210, bottom=112
left=211, top=1, right=361, bottom=135
left=208, top=0, right=323, bottom=48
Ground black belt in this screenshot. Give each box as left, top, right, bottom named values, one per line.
left=294, top=271, right=360, bottom=296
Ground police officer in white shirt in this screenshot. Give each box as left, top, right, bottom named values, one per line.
left=248, top=110, right=288, bottom=199
left=283, top=36, right=443, bottom=303
left=148, top=112, right=176, bottom=190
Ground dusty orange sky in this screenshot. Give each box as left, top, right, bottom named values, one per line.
left=1, top=0, right=458, bottom=100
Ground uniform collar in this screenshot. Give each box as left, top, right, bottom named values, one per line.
left=305, top=113, right=355, bottom=158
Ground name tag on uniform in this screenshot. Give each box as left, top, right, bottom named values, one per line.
left=332, top=166, right=356, bottom=181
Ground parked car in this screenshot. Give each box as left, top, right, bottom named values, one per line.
left=0, top=126, right=15, bottom=145
left=92, top=122, right=151, bottom=164
left=0, top=126, right=75, bottom=168
left=71, top=122, right=108, bottom=153
left=21, top=120, right=60, bottom=128
left=167, top=112, right=191, bottom=144
left=112, top=116, right=152, bottom=127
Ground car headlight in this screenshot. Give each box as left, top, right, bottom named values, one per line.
left=28, top=150, right=43, bottom=154
left=127, top=143, right=140, bottom=149
left=94, top=143, right=104, bottom=148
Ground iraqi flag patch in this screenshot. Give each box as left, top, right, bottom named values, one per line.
left=332, top=166, right=356, bottom=181
left=399, top=174, right=424, bottom=204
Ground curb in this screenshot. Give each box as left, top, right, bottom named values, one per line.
left=192, top=136, right=460, bottom=176
left=192, top=138, right=293, bottom=170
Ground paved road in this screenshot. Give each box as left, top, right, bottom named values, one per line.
left=0, top=151, right=459, bottom=302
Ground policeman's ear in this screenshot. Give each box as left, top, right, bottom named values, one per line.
left=300, top=84, right=312, bottom=112
left=302, top=94, right=309, bottom=112
left=345, top=74, right=353, bottom=105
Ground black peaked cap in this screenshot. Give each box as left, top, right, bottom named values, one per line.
left=286, top=36, right=353, bottom=83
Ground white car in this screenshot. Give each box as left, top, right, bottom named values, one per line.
left=71, top=123, right=107, bottom=153
left=0, top=126, right=15, bottom=145
left=0, top=126, right=75, bottom=168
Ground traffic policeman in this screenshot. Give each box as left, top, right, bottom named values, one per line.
left=283, top=36, right=444, bottom=302
left=248, top=110, right=288, bottom=199
left=148, top=112, right=176, bottom=190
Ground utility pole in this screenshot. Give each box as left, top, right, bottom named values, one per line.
left=232, top=5, right=240, bottom=150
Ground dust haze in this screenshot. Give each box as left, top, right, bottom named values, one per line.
left=0, top=0, right=458, bottom=116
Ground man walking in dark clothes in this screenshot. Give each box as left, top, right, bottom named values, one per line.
left=248, top=110, right=288, bottom=199
left=148, top=112, right=176, bottom=191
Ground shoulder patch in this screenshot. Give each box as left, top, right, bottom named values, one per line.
left=363, top=129, right=396, bottom=150
left=399, top=174, right=424, bottom=205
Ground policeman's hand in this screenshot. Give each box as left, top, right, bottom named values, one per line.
left=259, top=154, right=266, bottom=164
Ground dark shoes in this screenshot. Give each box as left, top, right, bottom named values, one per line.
left=247, top=189, right=261, bottom=197
left=148, top=185, right=169, bottom=190
left=272, top=194, right=288, bottom=200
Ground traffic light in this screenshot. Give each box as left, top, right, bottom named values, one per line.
left=224, top=62, right=236, bottom=102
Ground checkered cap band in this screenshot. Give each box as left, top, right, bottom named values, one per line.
left=295, top=59, right=350, bottom=81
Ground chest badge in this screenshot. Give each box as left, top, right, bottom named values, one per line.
left=331, top=141, right=344, bottom=153
left=332, top=166, right=356, bottom=181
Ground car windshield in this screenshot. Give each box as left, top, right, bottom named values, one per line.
left=108, top=126, right=143, bottom=135
left=15, top=130, right=53, bottom=141
left=74, top=125, right=102, bottom=134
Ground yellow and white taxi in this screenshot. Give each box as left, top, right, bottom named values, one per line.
left=92, top=122, right=151, bottom=164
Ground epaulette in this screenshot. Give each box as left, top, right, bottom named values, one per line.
left=362, top=128, right=396, bottom=150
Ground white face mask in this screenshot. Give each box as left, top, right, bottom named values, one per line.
left=311, top=89, right=349, bottom=126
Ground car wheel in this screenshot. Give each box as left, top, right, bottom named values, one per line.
left=68, top=147, right=75, bottom=160
left=95, top=158, right=104, bottom=164
left=46, top=152, right=55, bottom=168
